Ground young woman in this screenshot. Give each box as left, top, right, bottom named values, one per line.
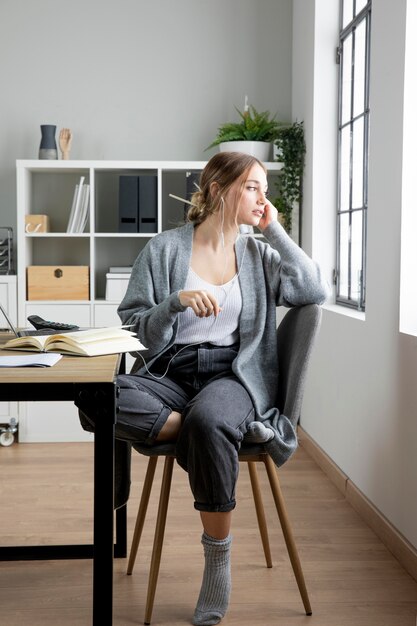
left=81, top=151, right=328, bottom=626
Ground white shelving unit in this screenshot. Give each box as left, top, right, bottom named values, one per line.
left=16, top=159, right=283, bottom=441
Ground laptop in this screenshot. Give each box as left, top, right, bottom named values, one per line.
left=0, top=302, right=65, bottom=337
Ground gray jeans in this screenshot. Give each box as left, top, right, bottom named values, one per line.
left=80, top=343, right=255, bottom=512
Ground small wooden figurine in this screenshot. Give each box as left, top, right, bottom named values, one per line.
left=59, top=128, right=73, bottom=160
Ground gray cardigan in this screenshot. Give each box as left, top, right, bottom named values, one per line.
left=118, top=221, right=329, bottom=467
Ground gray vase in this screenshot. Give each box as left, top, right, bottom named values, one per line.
left=39, top=124, right=58, bottom=160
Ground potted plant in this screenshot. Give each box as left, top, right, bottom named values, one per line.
left=206, top=105, right=286, bottom=161
left=272, top=121, right=306, bottom=234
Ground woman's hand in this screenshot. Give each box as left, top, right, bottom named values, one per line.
left=258, top=199, right=279, bottom=232
left=179, top=290, right=221, bottom=317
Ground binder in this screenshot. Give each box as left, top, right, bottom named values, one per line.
left=138, top=175, right=157, bottom=233
left=119, top=176, right=139, bottom=232
left=119, top=175, right=157, bottom=233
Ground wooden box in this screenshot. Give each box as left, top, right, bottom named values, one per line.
left=25, top=214, right=50, bottom=233
left=27, top=266, right=89, bottom=300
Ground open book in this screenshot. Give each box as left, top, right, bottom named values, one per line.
left=2, top=327, right=146, bottom=357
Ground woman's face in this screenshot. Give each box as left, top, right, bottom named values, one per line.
left=224, top=163, right=268, bottom=226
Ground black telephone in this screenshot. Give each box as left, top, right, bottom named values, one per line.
left=27, top=315, right=80, bottom=332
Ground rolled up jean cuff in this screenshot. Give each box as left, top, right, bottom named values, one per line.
left=145, top=404, right=173, bottom=444
left=193, top=499, right=236, bottom=513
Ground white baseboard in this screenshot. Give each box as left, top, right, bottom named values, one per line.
left=298, top=426, right=417, bottom=583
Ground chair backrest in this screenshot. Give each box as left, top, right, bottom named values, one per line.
left=275, top=304, right=322, bottom=426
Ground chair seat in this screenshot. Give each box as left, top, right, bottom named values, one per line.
left=132, top=440, right=269, bottom=458
left=132, top=442, right=176, bottom=457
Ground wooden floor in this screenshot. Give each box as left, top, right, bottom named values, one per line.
left=0, top=442, right=417, bottom=626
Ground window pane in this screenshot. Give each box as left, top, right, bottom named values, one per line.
left=353, top=19, right=366, bottom=117
left=352, top=117, right=364, bottom=208
left=355, top=0, right=368, bottom=15
left=342, top=0, right=354, bottom=28
left=351, top=210, right=363, bottom=300
left=340, top=126, right=351, bottom=212
left=338, top=212, right=350, bottom=298
left=341, top=33, right=353, bottom=125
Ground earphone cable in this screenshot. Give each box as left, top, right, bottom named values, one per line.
left=133, top=233, right=248, bottom=380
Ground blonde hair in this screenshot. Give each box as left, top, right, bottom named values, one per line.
left=187, top=151, right=267, bottom=225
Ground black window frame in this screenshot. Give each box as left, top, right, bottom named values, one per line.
left=336, top=0, right=371, bottom=310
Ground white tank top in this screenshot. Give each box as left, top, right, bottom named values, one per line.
left=175, top=267, right=242, bottom=346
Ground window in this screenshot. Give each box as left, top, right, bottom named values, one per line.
left=336, top=0, right=371, bottom=310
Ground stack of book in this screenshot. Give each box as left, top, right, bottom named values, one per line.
left=67, top=176, right=90, bottom=233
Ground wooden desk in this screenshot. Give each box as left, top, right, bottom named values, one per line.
left=0, top=347, right=125, bottom=626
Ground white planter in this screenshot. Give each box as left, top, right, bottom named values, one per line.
left=219, top=141, right=272, bottom=161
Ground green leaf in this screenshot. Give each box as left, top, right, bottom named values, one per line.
left=206, top=104, right=287, bottom=150
left=272, top=121, right=306, bottom=233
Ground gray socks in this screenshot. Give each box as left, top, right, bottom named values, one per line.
left=192, top=532, right=232, bottom=626
left=244, top=421, right=274, bottom=443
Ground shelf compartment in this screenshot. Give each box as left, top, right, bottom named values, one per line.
left=94, top=302, right=125, bottom=327
left=94, top=237, right=148, bottom=300
left=25, top=302, right=91, bottom=328
left=29, top=171, right=90, bottom=233
left=95, top=169, right=158, bottom=233
left=26, top=237, right=90, bottom=267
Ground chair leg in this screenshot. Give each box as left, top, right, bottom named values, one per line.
left=247, top=461, right=273, bottom=568
left=264, top=455, right=312, bottom=616
left=144, top=455, right=175, bottom=625
left=127, top=456, right=158, bottom=575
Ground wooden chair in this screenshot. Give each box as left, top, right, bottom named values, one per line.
left=127, top=304, right=322, bottom=624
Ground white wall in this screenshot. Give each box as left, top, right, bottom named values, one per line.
left=0, top=0, right=292, bottom=252
left=294, top=0, right=417, bottom=550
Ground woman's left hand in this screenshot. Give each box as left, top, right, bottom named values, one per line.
left=258, top=200, right=279, bottom=232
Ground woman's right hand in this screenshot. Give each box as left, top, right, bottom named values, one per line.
left=178, top=290, right=221, bottom=317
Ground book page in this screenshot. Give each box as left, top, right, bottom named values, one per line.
left=43, top=327, right=139, bottom=348
left=2, top=335, right=48, bottom=351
